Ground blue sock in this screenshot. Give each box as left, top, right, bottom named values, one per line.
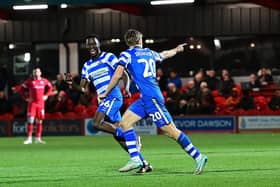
left=139, top=153, right=144, bottom=162
left=177, top=132, right=201, bottom=161
left=124, top=129, right=141, bottom=162
left=116, top=128, right=145, bottom=164
left=116, top=127, right=123, bottom=138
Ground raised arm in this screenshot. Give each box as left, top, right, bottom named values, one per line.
left=159, top=43, right=186, bottom=60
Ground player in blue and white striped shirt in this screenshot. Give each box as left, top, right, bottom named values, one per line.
left=100, top=30, right=207, bottom=174
left=79, top=35, right=151, bottom=171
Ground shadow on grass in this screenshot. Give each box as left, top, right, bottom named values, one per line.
left=1, top=167, right=280, bottom=184
left=148, top=167, right=280, bottom=175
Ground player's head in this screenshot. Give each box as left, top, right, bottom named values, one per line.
left=32, top=67, right=42, bottom=79
left=124, top=29, right=143, bottom=48
left=85, top=35, right=101, bottom=58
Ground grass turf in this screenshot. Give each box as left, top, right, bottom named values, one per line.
left=0, top=133, right=280, bottom=187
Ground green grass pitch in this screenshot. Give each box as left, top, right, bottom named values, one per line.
left=0, top=133, right=280, bottom=187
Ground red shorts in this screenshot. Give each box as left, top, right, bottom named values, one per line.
left=27, top=102, right=45, bottom=119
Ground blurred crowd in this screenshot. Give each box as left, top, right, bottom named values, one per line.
left=1, top=67, right=280, bottom=119
left=160, top=67, right=280, bottom=116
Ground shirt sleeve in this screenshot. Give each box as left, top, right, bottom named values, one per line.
left=106, top=53, right=119, bottom=70
left=81, top=63, right=89, bottom=81
left=118, top=51, right=131, bottom=68
left=151, top=50, right=163, bottom=63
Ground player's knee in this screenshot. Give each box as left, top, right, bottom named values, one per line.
left=163, top=131, right=175, bottom=139
left=120, top=121, right=131, bottom=131
left=162, top=130, right=177, bottom=140
left=27, top=117, right=35, bottom=124
left=160, top=125, right=180, bottom=140
left=36, top=119, right=42, bottom=124
left=93, top=119, right=102, bottom=129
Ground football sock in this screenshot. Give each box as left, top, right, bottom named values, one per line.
left=27, top=123, right=33, bottom=138
left=124, top=129, right=141, bottom=162
left=177, top=132, right=202, bottom=161
left=36, top=122, right=43, bottom=138
left=115, top=128, right=146, bottom=164
left=116, top=127, right=123, bottom=137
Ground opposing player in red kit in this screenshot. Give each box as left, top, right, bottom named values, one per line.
left=19, top=67, right=53, bottom=144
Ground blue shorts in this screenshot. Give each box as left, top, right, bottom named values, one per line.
left=128, top=97, right=173, bottom=128
left=97, top=96, right=122, bottom=123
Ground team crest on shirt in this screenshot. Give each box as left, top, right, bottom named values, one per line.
left=98, top=60, right=105, bottom=64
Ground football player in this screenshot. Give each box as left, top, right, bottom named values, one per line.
left=100, top=29, right=207, bottom=174
left=20, top=67, right=53, bottom=144
left=66, top=35, right=152, bottom=172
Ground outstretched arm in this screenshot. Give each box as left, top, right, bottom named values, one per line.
left=160, top=43, right=186, bottom=60
left=99, top=65, right=125, bottom=99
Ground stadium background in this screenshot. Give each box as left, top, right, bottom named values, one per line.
left=0, top=0, right=280, bottom=135
left=0, top=1, right=280, bottom=186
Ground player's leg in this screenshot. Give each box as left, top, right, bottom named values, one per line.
left=136, top=136, right=153, bottom=174
left=111, top=121, right=142, bottom=153
left=93, top=97, right=134, bottom=154
left=110, top=111, right=150, bottom=172
left=95, top=97, right=141, bottom=153
left=160, top=123, right=207, bottom=175
left=118, top=109, right=143, bottom=171
left=35, top=105, right=46, bottom=144
left=93, top=112, right=117, bottom=134
left=96, top=98, right=151, bottom=172
left=35, top=119, right=45, bottom=144
left=23, top=116, right=34, bottom=144
left=97, top=111, right=150, bottom=172
left=119, top=100, right=152, bottom=172
left=93, top=97, right=122, bottom=134
left=148, top=98, right=207, bottom=175
left=23, top=103, right=35, bottom=144
left=93, top=111, right=128, bottom=152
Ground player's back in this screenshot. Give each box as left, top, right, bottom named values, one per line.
left=81, top=52, right=122, bottom=98
left=119, top=47, right=163, bottom=100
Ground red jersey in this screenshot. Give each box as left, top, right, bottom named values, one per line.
left=20, top=77, right=53, bottom=105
